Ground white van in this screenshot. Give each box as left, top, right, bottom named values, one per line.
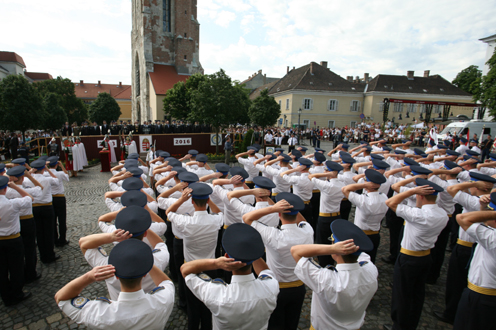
left=437, top=120, right=496, bottom=144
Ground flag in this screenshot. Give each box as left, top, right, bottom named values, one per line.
left=479, top=125, right=485, bottom=146
left=466, top=128, right=470, bottom=145
left=429, top=128, right=437, bottom=146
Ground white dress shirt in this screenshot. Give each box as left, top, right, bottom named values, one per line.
left=466, top=223, right=496, bottom=289
left=453, top=191, right=480, bottom=243
left=282, top=173, right=314, bottom=202
left=349, top=191, right=388, bottom=232
left=98, top=222, right=167, bottom=248
left=30, top=173, right=58, bottom=204
left=216, top=187, right=254, bottom=227
left=6, top=186, right=40, bottom=217
left=58, top=280, right=174, bottom=330
left=264, top=166, right=291, bottom=194
left=0, top=195, right=31, bottom=236
left=311, top=178, right=345, bottom=213
left=337, top=171, right=356, bottom=186
left=294, top=253, right=378, bottom=330
left=238, top=156, right=259, bottom=182
left=428, top=176, right=458, bottom=214
left=185, top=269, right=279, bottom=330
left=251, top=221, right=313, bottom=283
left=44, top=169, right=69, bottom=195
left=230, top=199, right=279, bottom=227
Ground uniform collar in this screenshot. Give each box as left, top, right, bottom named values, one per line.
left=336, top=263, right=360, bottom=271
left=421, top=204, right=438, bottom=210
left=194, top=210, right=208, bottom=216
left=118, top=289, right=145, bottom=301
left=281, top=223, right=298, bottom=230
left=233, top=187, right=244, bottom=191
left=231, top=273, right=255, bottom=283
left=256, top=201, right=269, bottom=207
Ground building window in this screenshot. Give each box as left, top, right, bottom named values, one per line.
left=184, top=55, right=187, bottom=60
left=328, top=99, right=338, bottom=111
left=303, top=98, right=313, bottom=110
left=328, top=120, right=335, bottom=128
left=278, top=100, right=282, bottom=109
left=286, top=99, right=289, bottom=110
left=407, top=104, right=416, bottom=113
left=163, top=0, right=171, bottom=32
left=184, top=33, right=187, bottom=38
left=419, top=105, right=426, bottom=113
left=393, top=103, right=403, bottom=112
left=379, top=103, right=384, bottom=112
left=434, top=105, right=442, bottom=114
left=350, top=100, right=360, bottom=112
left=135, top=61, right=140, bottom=97
left=303, top=119, right=310, bottom=128
left=350, top=121, right=357, bottom=128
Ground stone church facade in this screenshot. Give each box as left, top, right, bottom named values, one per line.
left=131, top=0, right=203, bottom=122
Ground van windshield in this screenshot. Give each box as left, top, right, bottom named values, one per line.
left=441, top=126, right=462, bottom=135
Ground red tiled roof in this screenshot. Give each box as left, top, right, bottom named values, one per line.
left=74, top=81, right=132, bottom=100
left=149, top=64, right=190, bottom=95
left=0, top=51, right=26, bottom=67
left=113, top=85, right=132, bottom=99
left=24, top=72, right=53, bottom=80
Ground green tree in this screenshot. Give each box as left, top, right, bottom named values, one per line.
left=88, top=92, right=122, bottom=124
left=163, top=73, right=207, bottom=121
left=0, top=74, right=44, bottom=141
left=473, top=49, right=496, bottom=120
left=43, top=92, right=67, bottom=132
left=249, top=89, right=281, bottom=145
left=35, top=76, right=88, bottom=124
left=452, top=65, right=482, bottom=95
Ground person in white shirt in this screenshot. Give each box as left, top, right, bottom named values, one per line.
left=291, top=220, right=378, bottom=330
left=469, top=139, right=482, bottom=154
left=235, top=146, right=261, bottom=188
left=288, top=133, right=298, bottom=153
left=56, top=238, right=174, bottom=330
left=181, top=223, right=279, bottom=330
left=264, top=131, right=274, bottom=145
left=384, top=179, right=449, bottom=330
left=280, top=158, right=314, bottom=223
left=184, top=154, right=214, bottom=178
left=243, top=194, right=313, bottom=330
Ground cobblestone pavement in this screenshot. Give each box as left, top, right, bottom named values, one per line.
left=1, top=140, right=453, bottom=330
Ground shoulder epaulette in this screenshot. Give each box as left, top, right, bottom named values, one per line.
left=325, top=264, right=338, bottom=272
left=258, top=274, right=273, bottom=281
left=97, top=247, right=108, bottom=257
left=148, top=286, right=165, bottom=294
left=95, top=296, right=111, bottom=304
left=197, top=273, right=212, bottom=282
left=359, top=261, right=368, bottom=267
left=212, top=278, right=227, bottom=286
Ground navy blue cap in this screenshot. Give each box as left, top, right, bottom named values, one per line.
left=222, top=223, right=265, bottom=264
left=466, top=149, right=480, bottom=156
left=394, top=150, right=406, bottom=155
left=488, top=192, right=496, bottom=211
left=291, top=150, right=302, bottom=160
left=275, top=148, right=285, bottom=152
left=364, top=169, right=386, bottom=184
left=428, top=139, right=436, bottom=146
left=229, top=167, right=249, bottom=180
left=447, top=150, right=461, bottom=157
left=460, top=137, right=468, bottom=143
left=108, top=239, right=154, bottom=279
left=469, top=172, right=496, bottom=183
left=127, top=167, right=143, bottom=178
left=444, top=140, right=451, bottom=146
left=188, top=149, right=199, bottom=156
left=382, top=146, right=392, bottom=152
left=172, top=166, right=187, bottom=175
left=297, top=146, right=308, bottom=151
left=341, top=154, right=356, bottom=164
left=167, top=159, right=182, bottom=167
left=0, top=163, right=5, bottom=172
left=247, top=146, right=258, bottom=152
left=325, top=161, right=344, bottom=172
left=121, top=190, right=147, bottom=207
left=280, top=154, right=292, bottom=162
left=253, top=176, right=276, bottom=190
left=275, top=192, right=305, bottom=215
left=265, top=153, right=276, bottom=161
left=470, top=139, right=478, bottom=143
left=489, top=153, right=496, bottom=161
left=372, top=159, right=390, bottom=170
left=463, top=155, right=481, bottom=163
left=314, top=153, right=326, bottom=163
left=215, top=163, right=230, bottom=175
left=159, top=151, right=171, bottom=158
left=189, top=182, right=213, bottom=199
left=196, top=154, right=208, bottom=163
left=413, top=148, right=424, bottom=156
left=178, top=172, right=199, bottom=183
left=360, top=141, right=369, bottom=145
left=122, top=177, right=144, bottom=191
left=444, top=160, right=461, bottom=170
left=401, top=139, right=409, bottom=143
left=341, top=144, right=349, bottom=149
left=127, top=153, right=140, bottom=159
left=370, top=154, right=384, bottom=160
left=339, top=151, right=350, bottom=157
left=31, top=159, right=46, bottom=170
left=0, top=176, right=8, bottom=190
left=315, top=148, right=326, bottom=153
left=410, top=165, right=433, bottom=176
left=378, top=139, right=387, bottom=144
left=124, top=159, right=139, bottom=168
left=415, top=178, right=443, bottom=195
left=252, top=143, right=262, bottom=150
left=47, top=156, right=59, bottom=166
left=115, top=205, right=151, bottom=236
left=437, top=145, right=448, bottom=149
left=7, top=166, right=25, bottom=177
left=331, top=219, right=373, bottom=255
left=38, top=156, right=48, bottom=161
left=403, top=158, right=419, bottom=166
left=12, top=158, right=26, bottom=165
left=299, top=158, right=313, bottom=167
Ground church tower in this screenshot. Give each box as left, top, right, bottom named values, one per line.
left=131, top=0, right=203, bottom=122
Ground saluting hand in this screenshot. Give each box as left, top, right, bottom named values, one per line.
left=111, top=229, right=132, bottom=242
left=217, top=255, right=246, bottom=271
left=273, top=199, right=293, bottom=213
left=88, top=265, right=116, bottom=282
left=253, top=188, right=270, bottom=198
left=331, top=239, right=359, bottom=255
left=181, top=188, right=192, bottom=200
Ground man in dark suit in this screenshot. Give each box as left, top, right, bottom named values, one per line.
left=91, top=122, right=101, bottom=135
left=61, top=122, right=72, bottom=136
left=101, top=120, right=109, bottom=135
left=10, top=133, right=19, bottom=160
left=110, top=121, right=120, bottom=135
left=133, top=121, right=142, bottom=134
left=194, top=122, right=202, bottom=133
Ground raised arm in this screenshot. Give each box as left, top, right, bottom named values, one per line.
left=290, top=240, right=358, bottom=263
left=457, top=210, right=496, bottom=231
left=243, top=200, right=291, bottom=226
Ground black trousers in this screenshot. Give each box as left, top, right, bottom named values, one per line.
left=300, top=202, right=313, bottom=225
left=385, top=208, right=404, bottom=261
left=268, top=284, right=306, bottom=330
left=164, top=218, right=176, bottom=281
left=481, top=149, right=490, bottom=162
left=288, top=146, right=295, bottom=153
left=33, top=205, right=56, bottom=263
left=316, top=215, right=341, bottom=267
left=246, top=182, right=255, bottom=189
left=391, top=253, right=432, bottom=330
left=454, top=288, right=496, bottom=330
left=310, top=192, right=320, bottom=237
left=185, top=270, right=216, bottom=330
left=367, top=233, right=380, bottom=264
left=426, top=217, right=451, bottom=283
left=52, top=196, right=67, bottom=243
left=0, top=236, right=25, bottom=304
left=442, top=243, right=472, bottom=322
left=173, top=237, right=187, bottom=308
left=339, top=199, right=352, bottom=221
left=20, top=217, right=37, bottom=280
left=449, top=204, right=462, bottom=249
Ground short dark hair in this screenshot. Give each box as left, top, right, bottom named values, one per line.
left=342, top=254, right=359, bottom=263
left=425, top=195, right=437, bottom=203
left=281, top=213, right=297, bottom=222
left=238, top=263, right=253, bottom=273
left=118, top=277, right=143, bottom=288
left=192, top=198, right=208, bottom=208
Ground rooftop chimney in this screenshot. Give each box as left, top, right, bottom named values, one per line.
left=98, top=80, right=101, bottom=86
left=320, top=61, right=328, bottom=69
left=347, top=76, right=353, bottom=82
left=80, top=80, right=84, bottom=85
left=119, top=82, right=122, bottom=87
left=293, top=66, right=295, bottom=70
left=258, top=69, right=262, bottom=74
left=364, top=73, right=369, bottom=82
left=310, top=62, right=314, bottom=74
left=287, top=66, right=290, bottom=73
left=424, top=70, right=430, bottom=77
left=407, top=71, right=414, bottom=80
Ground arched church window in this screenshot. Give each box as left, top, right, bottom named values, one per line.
left=163, top=0, right=171, bottom=32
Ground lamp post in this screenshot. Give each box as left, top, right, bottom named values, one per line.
left=298, top=108, right=302, bottom=143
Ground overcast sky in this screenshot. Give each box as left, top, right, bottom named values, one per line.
left=2, top=0, right=495, bottom=85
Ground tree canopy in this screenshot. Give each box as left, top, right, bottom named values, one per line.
left=43, top=92, right=67, bottom=132
left=249, top=89, right=281, bottom=129
left=163, top=73, right=206, bottom=121
left=452, top=65, right=482, bottom=95
left=0, top=74, right=45, bottom=140
left=35, top=76, right=88, bottom=124
left=474, top=49, right=496, bottom=120
left=88, top=92, right=122, bottom=124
